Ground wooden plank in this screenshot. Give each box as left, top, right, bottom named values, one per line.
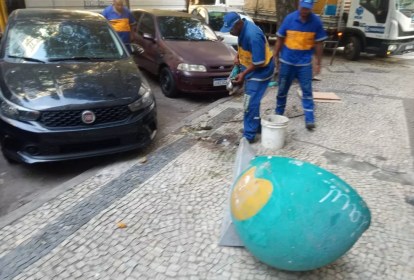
left=297, top=89, right=341, bottom=102
left=314, top=91, right=341, bottom=100
left=312, top=99, right=341, bottom=103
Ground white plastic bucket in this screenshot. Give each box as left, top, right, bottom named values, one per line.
left=261, top=115, right=289, bottom=149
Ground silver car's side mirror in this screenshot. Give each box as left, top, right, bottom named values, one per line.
left=130, top=43, right=144, bottom=55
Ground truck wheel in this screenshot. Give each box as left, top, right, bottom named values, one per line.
left=344, top=36, right=361, bottom=61
left=159, top=67, right=178, bottom=98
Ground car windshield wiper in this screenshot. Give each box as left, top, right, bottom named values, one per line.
left=7, top=55, right=46, bottom=63
left=190, top=38, right=215, bottom=41
left=163, top=36, right=186, bottom=40
left=48, top=56, right=113, bottom=62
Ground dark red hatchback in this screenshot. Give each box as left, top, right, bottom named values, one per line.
left=132, top=9, right=236, bottom=98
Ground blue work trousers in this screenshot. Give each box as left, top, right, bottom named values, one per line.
left=243, top=79, right=269, bottom=141
left=275, top=63, right=315, bottom=124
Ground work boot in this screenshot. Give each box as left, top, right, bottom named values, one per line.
left=235, top=137, right=257, bottom=146
left=239, top=126, right=262, bottom=134
left=247, top=138, right=257, bottom=144
left=306, top=123, right=316, bottom=130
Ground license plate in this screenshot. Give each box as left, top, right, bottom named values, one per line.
left=406, top=45, right=414, bottom=50
left=213, top=78, right=227, bottom=87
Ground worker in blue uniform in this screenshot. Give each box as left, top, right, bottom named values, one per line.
left=103, top=0, right=137, bottom=52
left=273, top=0, right=327, bottom=130
left=221, top=12, right=275, bottom=143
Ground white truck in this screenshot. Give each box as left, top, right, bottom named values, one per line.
left=243, top=0, right=277, bottom=39
left=320, top=0, right=414, bottom=60
left=0, top=0, right=193, bottom=33
left=188, top=0, right=244, bottom=13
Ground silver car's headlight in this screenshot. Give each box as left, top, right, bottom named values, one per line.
left=128, top=81, right=155, bottom=112
left=177, top=63, right=207, bottom=72
left=0, top=98, right=40, bottom=121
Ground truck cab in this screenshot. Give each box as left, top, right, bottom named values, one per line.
left=339, top=0, right=414, bottom=59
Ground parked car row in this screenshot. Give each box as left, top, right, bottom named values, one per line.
left=0, top=9, right=157, bottom=164
left=0, top=6, right=239, bottom=164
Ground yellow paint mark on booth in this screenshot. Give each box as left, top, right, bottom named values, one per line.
left=231, top=167, right=273, bottom=221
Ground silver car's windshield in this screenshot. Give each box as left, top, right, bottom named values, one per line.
left=208, top=11, right=226, bottom=31
left=396, top=0, right=414, bottom=11
left=158, top=16, right=218, bottom=41
left=207, top=11, right=247, bottom=32
left=5, top=20, right=127, bottom=62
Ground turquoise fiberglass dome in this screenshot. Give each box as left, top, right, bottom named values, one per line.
left=230, top=156, right=371, bottom=271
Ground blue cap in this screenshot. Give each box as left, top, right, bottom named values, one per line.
left=220, top=12, right=241, bottom=32
left=299, top=0, right=314, bottom=9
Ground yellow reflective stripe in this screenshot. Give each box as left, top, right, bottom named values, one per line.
left=285, top=30, right=315, bottom=50
left=109, top=18, right=131, bottom=32
left=238, top=43, right=273, bottom=68
left=0, top=0, right=8, bottom=33
left=264, top=43, right=273, bottom=65
left=238, top=47, right=252, bottom=67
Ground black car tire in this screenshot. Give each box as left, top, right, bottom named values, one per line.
left=344, top=36, right=361, bottom=61
left=2, top=152, right=18, bottom=164
left=159, top=67, right=178, bottom=98
left=376, top=52, right=388, bottom=58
